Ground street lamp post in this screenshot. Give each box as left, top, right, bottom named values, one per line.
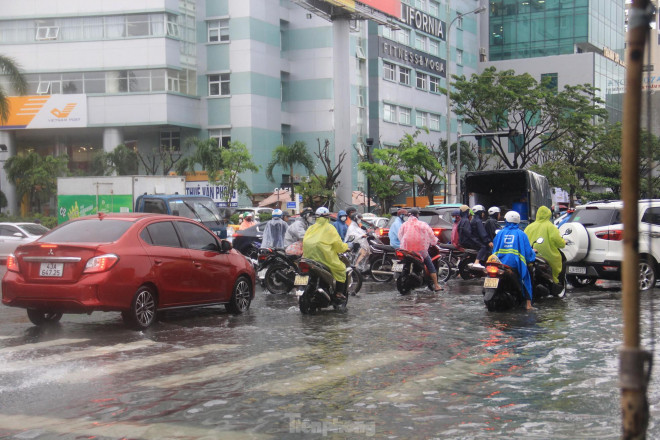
left=445, top=4, right=486, bottom=203
left=365, top=138, right=374, bottom=213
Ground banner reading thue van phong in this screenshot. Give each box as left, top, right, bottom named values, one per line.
left=185, top=172, right=239, bottom=208
left=0, top=95, right=87, bottom=129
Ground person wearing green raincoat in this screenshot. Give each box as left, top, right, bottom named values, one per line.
left=524, top=205, right=566, bottom=283
left=303, top=207, right=350, bottom=298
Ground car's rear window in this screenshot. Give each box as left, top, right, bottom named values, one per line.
left=21, top=224, right=50, bottom=235
left=44, top=219, right=132, bottom=243
left=567, top=208, right=621, bottom=227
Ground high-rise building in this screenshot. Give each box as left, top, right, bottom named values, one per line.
left=482, top=0, right=626, bottom=122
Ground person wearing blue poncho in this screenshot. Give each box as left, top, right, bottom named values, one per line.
left=333, top=210, right=348, bottom=241
left=492, top=210, right=536, bottom=310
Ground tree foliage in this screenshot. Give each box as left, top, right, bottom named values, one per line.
left=310, top=139, right=345, bottom=211
left=4, top=152, right=69, bottom=213
left=0, top=55, right=27, bottom=124
left=451, top=66, right=607, bottom=170
left=137, top=143, right=187, bottom=175
left=265, top=141, right=315, bottom=189
left=89, top=144, right=139, bottom=176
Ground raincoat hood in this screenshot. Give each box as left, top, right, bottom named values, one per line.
left=535, top=205, right=552, bottom=222
left=524, top=205, right=565, bottom=283
left=337, top=210, right=347, bottom=219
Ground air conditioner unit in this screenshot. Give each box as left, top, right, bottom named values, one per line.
left=479, top=48, right=487, bottom=55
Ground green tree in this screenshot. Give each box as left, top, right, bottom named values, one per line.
left=215, top=141, right=260, bottom=205
left=0, top=55, right=27, bottom=124
left=137, top=142, right=187, bottom=175
left=310, top=139, right=345, bottom=211
left=397, top=130, right=445, bottom=205
left=89, top=144, right=140, bottom=176
left=297, top=175, right=334, bottom=208
left=450, top=66, right=606, bottom=169
left=359, top=146, right=411, bottom=213
left=175, top=138, right=222, bottom=179
left=265, top=141, right=315, bottom=193
left=4, top=152, right=69, bottom=213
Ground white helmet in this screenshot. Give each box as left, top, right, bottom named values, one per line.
left=315, top=206, right=330, bottom=217
left=504, top=210, right=521, bottom=224
left=488, top=206, right=501, bottom=215
left=272, top=209, right=283, bottom=218
left=471, top=204, right=485, bottom=213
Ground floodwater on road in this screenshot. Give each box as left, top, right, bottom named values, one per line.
left=0, top=277, right=659, bottom=439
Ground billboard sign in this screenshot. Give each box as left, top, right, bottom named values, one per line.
left=379, top=37, right=446, bottom=77
left=358, top=0, right=401, bottom=17
left=327, top=0, right=355, bottom=11
left=0, top=95, right=87, bottom=129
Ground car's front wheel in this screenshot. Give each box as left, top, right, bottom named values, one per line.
left=226, top=276, right=252, bottom=314
left=26, top=309, right=63, bottom=326
left=123, top=286, right=158, bottom=330
left=639, top=258, right=657, bottom=291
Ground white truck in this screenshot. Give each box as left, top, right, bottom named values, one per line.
left=57, top=175, right=186, bottom=224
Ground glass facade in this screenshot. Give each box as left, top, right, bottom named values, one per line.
left=489, top=0, right=624, bottom=61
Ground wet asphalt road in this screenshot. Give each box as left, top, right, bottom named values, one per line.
left=1, top=267, right=660, bottom=439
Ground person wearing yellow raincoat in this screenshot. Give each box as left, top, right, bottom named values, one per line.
left=524, top=205, right=566, bottom=283
left=303, top=207, right=349, bottom=299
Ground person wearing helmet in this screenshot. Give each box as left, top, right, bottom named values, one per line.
left=485, top=206, right=502, bottom=242
left=492, top=210, right=536, bottom=310
left=469, top=204, right=491, bottom=268
left=524, top=205, right=566, bottom=284
left=458, top=204, right=481, bottom=260
left=388, top=208, right=408, bottom=249
left=284, top=207, right=314, bottom=255
left=333, top=210, right=349, bottom=241
left=261, top=208, right=289, bottom=249
left=398, top=207, right=443, bottom=292
left=239, top=212, right=255, bottom=230
left=450, top=209, right=461, bottom=247
left=303, top=207, right=350, bottom=299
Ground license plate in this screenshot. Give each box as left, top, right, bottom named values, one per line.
left=294, top=275, right=309, bottom=286
left=40, top=262, right=63, bottom=277
left=483, top=277, right=499, bottom=288
left=392, top=263, right=403, bottom=272
left=258, top=269, right=266, bottom=278
left=567, top=266, right=586, bottom=275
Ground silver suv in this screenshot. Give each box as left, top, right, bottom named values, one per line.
left=559, top=199, right=660, bottom=290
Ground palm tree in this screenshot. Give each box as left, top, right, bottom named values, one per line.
left=0, top=55, right=27, bottom=124
left=265, top=141, right=315, bottom=196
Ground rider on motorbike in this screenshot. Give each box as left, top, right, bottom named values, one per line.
left=261, top=209, right=289, bottom=249
left=485, top=206, right=502, bottom=242
left=524, top=205, right=566, bottom=283
left=333, top=210, right=349, bottom=241
left=283, top=207, right=314, bottom=255
left=303, top=207, right=350, bottom=300
left=470, top=205, right=492, bottom=267
left=492, top=210, right=536, bottom=310
left=398, top=207, right=443, bottom=292
left=388, top=208, right=408, bottom=249
left=345, top=210, right=369, bottom=270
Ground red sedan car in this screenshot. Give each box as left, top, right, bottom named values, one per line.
left=2, top=213, right=255, bottom=330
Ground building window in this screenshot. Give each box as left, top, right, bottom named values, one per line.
left=416, top=72, right=427, bottom=89
left=36, top=81, right=51, bottom=95
left=457, top=16, right=463, bottom=30
left=415, top=0, right=427, bottom=10
left=35, top=26, right=59, bottom=40
left=356, top=45, right=366, bottom=60
left=399, top=107, right=411, bottom=125
left=399, top=67, right=411, bottom=86
left=210, top=128, right=231, bottom=148
left=209, top=73, right=230, bottom=96
left=429, top=39, right=439, bottom=56
left=208, top=19, right=229, bottom=42
left=166, top=15, right=180, bottom=37
left=397, top=28, right=410, bottom=45
left=383, top=25, right=393, bottom=40
left=456, top=49, right=463, bottom=65
left=384, top=62, right=396, bottom=81
left=416, top=111, right=428, bottom=128
left=415, top=34, right=426, bottom=51
left=429, top=113, right=440, bottom=130
left=429, top=75, right=440, bottom=93
left=384, top=103, right=396, bottom=122
left=428, top=0, right=439, bottom=17
left=160, top=130, right=180, bottom=151
left=541, top=72, right=558, bottom=92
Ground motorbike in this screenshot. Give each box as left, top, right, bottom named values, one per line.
left=435, top=244, right=478, bottom=282
left=347, top=232, right=396, bottom=282
left=479, top=237, right=566, bottom=312
left=392, top=244, right=444, bottom=295
left=295, top=252, right=362, bottom=313
left=257, top=247, right=301, bottom=294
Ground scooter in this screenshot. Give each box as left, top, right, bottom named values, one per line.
left=295, top=252, right=360, bottom=314
left=257, top=247, right=301, bottom=294
left=393, top=244, right=444, bottom=295
left=480, top=237, right=566, bottom=311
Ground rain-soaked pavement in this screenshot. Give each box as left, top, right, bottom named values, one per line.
left=1, top=272, right=660, bottom=439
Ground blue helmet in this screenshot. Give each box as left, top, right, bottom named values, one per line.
left=272, top=209, right=283, bottom=218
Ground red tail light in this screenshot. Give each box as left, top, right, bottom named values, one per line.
left=378, top=228, right=385, bottom=236
left=83, top=254, right=119, bottom=274
left=298, top=261, right=310, bottom=273
left=258, top=252, right=269, bottom=261
left=486, top=265, right=499, bottom=278
left=433, top=228, right=441, bottom=236
left=595, top=230, right=623, bottom=241
left=395, top=250, right=405, bottom=259
left=6, top=254, right=19, bottom=272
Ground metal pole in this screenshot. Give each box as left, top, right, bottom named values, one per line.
left=444, top=0, right=452, bottom=204
left=445, top=4, right=485, bottom=204
left=620, top=0, right=651, bottom=437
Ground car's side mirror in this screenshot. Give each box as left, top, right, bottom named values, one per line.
left=220, top=240, right=233, bottom=252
